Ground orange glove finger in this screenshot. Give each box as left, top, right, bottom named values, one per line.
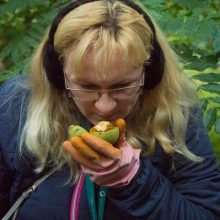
left=70, top=136, right=100, bottom=160
left=81, top=132, right=122, bottom=159
left=63, top=140, right=103, bottom=170
left=115, top=118, right=126, bottom=143
left=115, top=118, right=126, bottom=134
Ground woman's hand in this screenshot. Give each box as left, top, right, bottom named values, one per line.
left=63, top=119, right=141, bottom=187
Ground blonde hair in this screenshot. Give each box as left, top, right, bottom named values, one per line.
left=21, top=0, right=202, bottom=177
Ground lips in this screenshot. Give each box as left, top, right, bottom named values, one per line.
left=95, top=113, right=120, bottom=122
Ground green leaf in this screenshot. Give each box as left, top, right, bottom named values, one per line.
left=199, top=84, right=220, bottom=95
left=215, top=118, right=220, bottom=133
left=203, top=108, right=217, bottom=131
left=172, top=0, right=209, bottom=9
left=142, top=0, right=165, bottom=9
left=0, top=57, right=29, bottom=82
left=161, top=16, right=184, bottom=35
left=199, top=99, right=209, bottom=115
left=206, top=97, right=220, bottom=104
left=142, top=0, right=166, bottom=23
left=173, top=42, right=218, bottom=71
left=180, top=15, right=199, bottom=37
left=185, top=55, right=218, bottom=71
left=193, top=20, right=215, bottom=42
left=213, top=27, right=220, bottom=54
left=192, top=73, right=220, bottom=83
left=0, top=0, right=50, bottom=19
left=211, top=97, right=220, bottom=104
left=180, top=19, right=215, bottom=50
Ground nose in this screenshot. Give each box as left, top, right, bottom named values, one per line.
left=94, top=93, right=117, bottom=116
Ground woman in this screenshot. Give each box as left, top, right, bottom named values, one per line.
left=0, top=0, right=220, bottom=219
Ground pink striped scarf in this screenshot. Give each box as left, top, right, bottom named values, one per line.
left=70, top=172, right=85, bottom=220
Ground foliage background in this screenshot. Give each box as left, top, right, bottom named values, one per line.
left=0, top=0, right=219, bottom=161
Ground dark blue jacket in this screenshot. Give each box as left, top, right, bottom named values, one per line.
left=1, top=75, right=220, bottom=220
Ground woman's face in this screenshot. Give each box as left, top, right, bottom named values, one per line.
left=64, top=51, right=143, bottom=125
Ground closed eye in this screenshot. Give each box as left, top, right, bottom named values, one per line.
left=78, top=84, right=100, bottom=90
left=111, top=82, right=134, bottom=89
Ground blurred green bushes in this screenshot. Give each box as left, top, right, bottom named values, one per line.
left=142, top=0, right=220, bottom=161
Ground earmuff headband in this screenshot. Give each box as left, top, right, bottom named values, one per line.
left=43, top=0, right=165, bottom=90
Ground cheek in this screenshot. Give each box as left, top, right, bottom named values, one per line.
left=73, top=100, right=94, bottom=117
left=117, top=97, right=139, bottom=116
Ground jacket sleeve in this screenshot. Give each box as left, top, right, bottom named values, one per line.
left=0, top=149, right=12, bottom=217
left=108, top=107, right=220, bottom=220
left=0, top=75, right=31, bottom=218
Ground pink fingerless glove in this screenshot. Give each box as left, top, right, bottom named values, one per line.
left=81, top=141, right=141, bottom=188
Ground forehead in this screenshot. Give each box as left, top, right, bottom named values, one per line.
left=64, top=46, right=142, bottom=82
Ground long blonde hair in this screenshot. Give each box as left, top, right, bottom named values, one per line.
left=21, top=0, right=202, bottom=177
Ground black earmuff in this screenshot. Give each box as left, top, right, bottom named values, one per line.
left=43, top=0, right=165, bottom=90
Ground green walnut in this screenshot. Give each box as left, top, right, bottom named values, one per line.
left=68, top=125, right=87, bottom=139
left=89, top=121, right=119, bottom=144
left=68, top=121, right=119, bottom=144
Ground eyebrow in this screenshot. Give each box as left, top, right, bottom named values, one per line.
left=66, top=66, right=143, bottom=86
left=71, top=76, right=141, bottom=90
